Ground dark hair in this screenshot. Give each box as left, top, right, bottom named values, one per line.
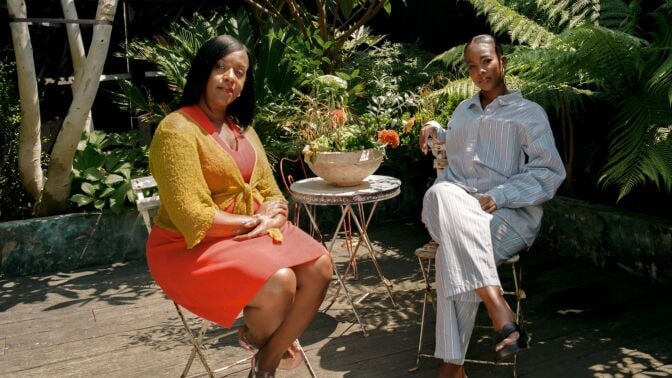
left=463, top=34, right=504, bottom=59
left=178, top=35, right=256, bottom=128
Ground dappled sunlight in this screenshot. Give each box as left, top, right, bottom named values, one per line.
left=588, top=347, right=672, bottom=377
left=563, top=335, right=586, bottom=350
left=0, top=261, right=159, bottom=312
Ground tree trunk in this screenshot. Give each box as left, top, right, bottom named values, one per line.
left=61, top=0, right=94, bottom=132
left=39, top=0, right=118, bottom=215
left=7, top=0, right=44, bottom=203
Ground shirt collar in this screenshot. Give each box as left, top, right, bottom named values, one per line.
left=467, top=89, right=523, bottom=109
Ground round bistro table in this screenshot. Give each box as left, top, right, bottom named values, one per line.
left=290, top=175, right=401, bottom=336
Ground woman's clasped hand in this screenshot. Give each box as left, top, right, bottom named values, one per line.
left=234, top=200, right=289, bottom=241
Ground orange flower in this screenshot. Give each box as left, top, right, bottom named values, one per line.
left=331, top=108, right=348, bottom=125
left=377, top=129, right=400, bottom=148
left=403, top=117, right=415, bottom=133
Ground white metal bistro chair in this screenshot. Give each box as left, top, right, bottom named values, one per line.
left=409, top=241, right=526, bottom=377
left=131, top=176, right=317, bottom=378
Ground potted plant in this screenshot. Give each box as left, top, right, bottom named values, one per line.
left=283, top=75, right=403, bottom=186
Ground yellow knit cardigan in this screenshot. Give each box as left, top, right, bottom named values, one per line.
left=149, top=110, right=286, bottom=249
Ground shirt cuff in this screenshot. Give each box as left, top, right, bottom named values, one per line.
left=485, top=187, right=507, bottom=209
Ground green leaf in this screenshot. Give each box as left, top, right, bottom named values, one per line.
left=81, top=182, right=97, bottom=196
left=339, top=0, right=354, bottom=19
left=99, top=187, right=116, bottom=198
left=104, top=174, right=125, bottom=186
left=70, top=194, right=93, bottom=206
left=82, top=167, right=104, bottom=182
left=114, top=162, right=133, bottom=179
left=73, top=147, right=105, bottom=171
left=383, top=0, right=391, bottom=15
left=93, top=199, right=105, bottom=210
left=104, top=155, right=121, bottom=172
left=114, top=182, right=133, bottom=205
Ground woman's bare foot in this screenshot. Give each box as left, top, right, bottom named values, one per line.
left=239, top=325, right=264, bottom=351
left=239, top=325, right=302, bottom=368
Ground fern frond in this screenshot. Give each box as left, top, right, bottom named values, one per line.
left=599, top=86, right=672, bottom=199
left=430, top=78, right=477, bottom=100
left=595, top=0, right=637, bottom=32
left=646, top=12, right=672, bottom=105
left=468, top=0, right=559, bottom=47
left=536, top=0, right=599, bottom=29
left=559, top=25, right=646, bottom=99
left=427, top=44, right=466, bottom=69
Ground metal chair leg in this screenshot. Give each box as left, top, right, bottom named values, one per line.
left=174, top=303, right=214, bottom=378
left=409, top=255, right=434, bottom=372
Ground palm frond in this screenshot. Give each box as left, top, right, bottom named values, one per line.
left=256, top=26, right=300, bottom=103
left=468, top=0, right=559, bottom=47
left=108, top=80, right=169, bottom=126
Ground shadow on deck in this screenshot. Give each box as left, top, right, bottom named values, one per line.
left=1, top=221, right=671, bottom=377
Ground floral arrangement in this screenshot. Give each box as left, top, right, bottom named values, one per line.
left=283, top=75, right=407, bottom=163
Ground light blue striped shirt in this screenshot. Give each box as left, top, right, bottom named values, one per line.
left=433, top=90, right=566, bottom=245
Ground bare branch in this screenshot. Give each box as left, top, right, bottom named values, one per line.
left=285, top=0, right=310, bottom=40
left=335, top=0, right=386, bottom=44
left=314, top=0, right=328, bottom=41
left=243, top=0, right=293, bottom=29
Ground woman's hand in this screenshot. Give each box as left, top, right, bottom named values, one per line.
left=479, top=194, right=498, bottom=213
left=419, top=121, right=440, bottom=155
left=233, top=200, right=288, bottom=241
left=257, top=199, right=288, bottom=220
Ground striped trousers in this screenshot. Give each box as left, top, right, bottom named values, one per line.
left=421, top=182, right=526, bottom=364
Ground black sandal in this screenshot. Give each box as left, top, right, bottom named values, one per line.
left=494, top=322, right=530, bottom=362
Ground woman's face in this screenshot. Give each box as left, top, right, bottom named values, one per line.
left=464, top=42, right=506, bottom=93
left=202, top=49, right=249, bottom=114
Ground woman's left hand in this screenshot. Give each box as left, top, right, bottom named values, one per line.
left=233, top=200, right=288, bottom=240
left=479, top=195, right=498, bottom=213
left=257, top=199, right=288, bottom=220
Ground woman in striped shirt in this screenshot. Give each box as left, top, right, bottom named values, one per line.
left=419, top=35, right=566, bottom=378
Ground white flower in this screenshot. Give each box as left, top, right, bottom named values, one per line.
left=315, top=74, right=348, bottom=90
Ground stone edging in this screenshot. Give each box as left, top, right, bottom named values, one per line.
left=537, top=196, right=672, bottom=281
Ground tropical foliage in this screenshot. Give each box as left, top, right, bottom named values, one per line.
left=428, top=0, right=672, bottom=200
left=70, top=131, right=150, bottom=214
left=113, top=10, right=256, bottom=126
left=242, top=0, right=397, bottom=74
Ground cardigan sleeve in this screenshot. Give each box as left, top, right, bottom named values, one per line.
left=149, top=115, right=217, bottom=249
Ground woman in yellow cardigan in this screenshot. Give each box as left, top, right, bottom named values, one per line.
left=146, top=35, right=332, bottom=377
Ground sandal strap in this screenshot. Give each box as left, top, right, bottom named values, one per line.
left=497, top=322, right=521, bottom=341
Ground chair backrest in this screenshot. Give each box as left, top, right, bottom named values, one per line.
left=279, top=154, right=310, bottom=195
left=430, top=138, right=448, bottom=175
left=131, top=176, right=160, bottom=232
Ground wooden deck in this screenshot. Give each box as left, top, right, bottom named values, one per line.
left=2, top=221, right=671, bottom=377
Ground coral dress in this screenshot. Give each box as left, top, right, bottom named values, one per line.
left=146, top=106, right=327, bottom=328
